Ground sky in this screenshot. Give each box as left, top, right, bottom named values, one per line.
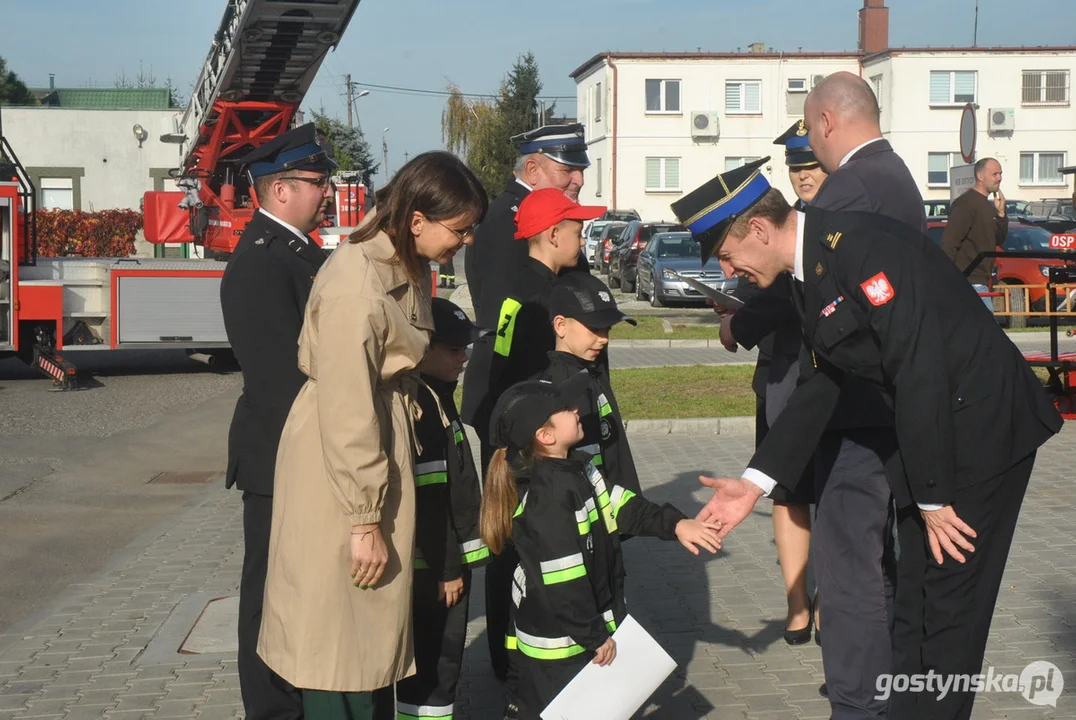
left=3, top=0, right=1074, bottom=186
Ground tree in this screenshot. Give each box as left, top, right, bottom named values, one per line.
left=441, top=53, right=556, bottom=199
left=311, top=107, right=379, bottom=188
left=0, top=57, right=37, bottom=106
left=115, top=61, right=187, bottom=108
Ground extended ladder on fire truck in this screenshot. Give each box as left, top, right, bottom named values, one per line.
left=3, top=0, right=362, bottom=388
left=145, top=0, right=362, bottom=256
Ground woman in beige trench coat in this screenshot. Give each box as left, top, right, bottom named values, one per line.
left=258, top=151, right=487, bottom=719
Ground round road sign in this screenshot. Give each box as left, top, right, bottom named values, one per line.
left=960, top=103, right=976, bottom=164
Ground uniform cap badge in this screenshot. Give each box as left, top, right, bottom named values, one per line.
left=796, top=120, right=809, bottom=137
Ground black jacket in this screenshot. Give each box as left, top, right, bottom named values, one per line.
left=749, top=208, right=1062, bottom=507
left=220, top=210, right=326, bottom=495
left=511, top=452, right=683, bottom=657
left=466, top=179, right=531, bottom=321
left=539, top=351, right=642, bottom=497
left=413, top=375, right=489, bottom=580
left=461, top=257, right=558, bottom=438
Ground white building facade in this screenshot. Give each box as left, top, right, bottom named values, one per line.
left=572, top=47, right=1076, bottom=219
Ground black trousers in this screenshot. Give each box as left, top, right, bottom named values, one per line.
left=396, top=569, right=471, bottom=717
left=514, top=653, right=590, bottom=720
left=479, top=436, right=515, bottom=685
left=240, top=492, right=303, bottom=720
left=889, top=452, right=1035, bottom=720
left=813, top=429, right=898, bottom=720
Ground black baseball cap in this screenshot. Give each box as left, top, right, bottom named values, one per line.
left=431, top=297, right=486, bottom=347
left=489, top=372, right=590, bottom=451
left=549, top=272, right=638, bottom=329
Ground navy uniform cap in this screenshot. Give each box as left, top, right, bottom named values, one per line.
left=773, top=120, right=819, bottom=169
left=241, top=122, right=339, bottom=179
left=671, top=157, right=772, bottom=263
left=550, top=272, right=637, bottom=329
left=431, top=297, right=488, bottom=347
left=512, top=123, right=590, bottom=169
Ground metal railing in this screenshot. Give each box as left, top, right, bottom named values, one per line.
left=0, top=103, right=38, bottom=265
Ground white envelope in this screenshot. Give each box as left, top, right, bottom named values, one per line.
left=540, top=615, right=677, bottom=720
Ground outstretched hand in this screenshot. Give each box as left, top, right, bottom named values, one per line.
left=920, top=505, right=978, bottom=565
left=695, top=476, right=765, bottom=541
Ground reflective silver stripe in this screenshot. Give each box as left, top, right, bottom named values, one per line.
left=415, top=460, right=448, bottom=475
left=574, top=506, right=590, bottom=523
left=460, top=538, right=486, bottom=553
left=399, top=705, right=452, bottom=717
left=586, top=462, right=609, bottom=496
left=539, top=553, right=584, bottom=574
left=585, top=497, right=596, bottom=513
left=512, top=565, right=526, bottom=607
left=578, top=443, right=601, bottom=456
left=451, top=420, right=461, bottom=433
left=610, top=485, right=629, bottom=508
left=602, top=609, right=615, bottom=624
left=515, top=628, right=578, bottom=649
left=598, top=393, right=609, bottom=405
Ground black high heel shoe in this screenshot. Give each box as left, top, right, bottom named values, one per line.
left=783, top=597, right=815, bottom=646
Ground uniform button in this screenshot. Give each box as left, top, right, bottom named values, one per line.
left=928, top=480, right=936, bottom=487
left=957, top=396, right=965, bottom=405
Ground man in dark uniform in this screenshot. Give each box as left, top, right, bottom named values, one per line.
left=682, top=161, right=1062, bottom=720
left=463, top=187, right=605, bottom=691
left=711, top=73, right=927, bottom=717
left=463, top=123, right=591, bottom=321
left=220, top=123, right=336, bottom=720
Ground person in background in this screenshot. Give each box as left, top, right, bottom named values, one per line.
left=220, top=123, right=337, bottom=720
left=396, top=297, right=490, bottom=720
left=438, top=258, right=457, bottom=289
left=941, top=157, right=1008, bottom=310
left=257, top=152, right=487, bottom=720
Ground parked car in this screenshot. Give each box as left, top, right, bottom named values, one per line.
left=607, top=221, right=686, bottom=293
left=596, top=222, right=628, bottom=273
left=599, top=209, right=641, bottom=223
left=635, top=232, right=738, bottom=307
left=584, top=220, right=610, bottom=261
left=926, top=220, right=1076, bottom=325
left=924, top=199, right=950, bottom=218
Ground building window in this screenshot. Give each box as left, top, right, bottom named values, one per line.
left=1020, top=152, right=1066, bottom=185
left=787, top=78, right=807, bottom=93
left=594, top=82, right=603, bottom=122
left=929, top=71, right=976, bottom=106
left=927, top=152, right=963, bottom=186
left=870, top=74, right=883, bottom=111
left=645, top=157, right=680, bottom=192
left=645, top=79, right=681, bottom=113
left=596, top=158, right=603, bottom=197
left=724, top=157, right=761, bottom=172
left=40, top=178, right=74, bottom=210
left=1022, top=70, right=1070, bottom=106
left=726, top=80, right=762, bottom=114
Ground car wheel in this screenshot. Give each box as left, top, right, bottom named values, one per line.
left=995, top=281, right=1026, bottom=329
left=623, top=271, right=635, bottom=294
left=608, top=265, right=620, bottom=289
left=635, top=275, right=646, bottom=300
left=650, top=276, right=664, bottom=307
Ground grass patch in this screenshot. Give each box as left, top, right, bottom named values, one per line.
left=453, top=364, right=755, bottom=419
left=611, top=365, right=755, bottom=419
left=610, top=316, right=719, bottom=340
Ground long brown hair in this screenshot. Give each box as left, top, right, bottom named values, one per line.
left=348, top=151, right=487, bottom=284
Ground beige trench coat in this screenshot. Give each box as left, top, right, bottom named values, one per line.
left=258, top=228, right=432, bottom=692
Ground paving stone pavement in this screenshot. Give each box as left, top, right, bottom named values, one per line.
left=2, top=427, right=1074, bottom=719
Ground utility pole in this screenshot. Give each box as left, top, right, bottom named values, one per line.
left=345, top=73, right=353, bottom=127
left=382, top=128, right=390, bottom=180
left=973, top=0, right=979, bottom=47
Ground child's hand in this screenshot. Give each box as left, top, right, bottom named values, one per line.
left=438, top=577, right=465, bottom=608
left=592, top=637, right=616, bottom=666
left=675, top=519, right=723, bottom=555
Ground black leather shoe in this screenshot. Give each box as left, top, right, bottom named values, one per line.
left=783, top=597, right=815, bottom=646
left=819, top=683, right=829, bottom=699
left=815, top=628, right=822, bottom=646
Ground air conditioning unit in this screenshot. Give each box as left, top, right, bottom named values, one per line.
left=690, top=111, right=721, bottom=139
left=989, top=107, right=1015, bottom=132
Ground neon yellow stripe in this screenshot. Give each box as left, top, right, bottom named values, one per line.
left=453, top=430, right=464, bottom=444
left=493, top=298, right=523, bottom=356
left=505, top=634, right=518, bottom=650
left=577, top=519, right=591, bottom=535
left=593, top=454, right=603, bottom=467
left=599, top=403, right=612, bottom=418
left=415, top=472, right=448, bottom=487
left=414, top=557, right=429, bottom=570
left=517, top=640, right=587, bottom=661
left=542, top=564, right=586, bottom=585
left=606, top=620, right=618, bottom=632
left=610, top=488, right=636, bottom=520
left=462, top=546, right=490, bottom=564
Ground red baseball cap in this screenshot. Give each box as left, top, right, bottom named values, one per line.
left=514, top=188, right=607, bottom=240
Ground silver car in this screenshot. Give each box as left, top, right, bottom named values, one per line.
left=634, top=232, right=738, bottom=307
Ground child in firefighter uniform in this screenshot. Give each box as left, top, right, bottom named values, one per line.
left=396, top=297, right=490, bottom=720
left=539, top=271, right=646, bottom=501
left=480, top=375, right=723, bottom=719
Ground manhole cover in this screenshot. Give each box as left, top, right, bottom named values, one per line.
left=148, top=471, right=220, bottom=484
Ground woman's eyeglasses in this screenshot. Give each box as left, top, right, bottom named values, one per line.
left=436, top=220, right=478, bottom=242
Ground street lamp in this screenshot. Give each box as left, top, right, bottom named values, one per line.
left=382, top=127, right=390, bottom=179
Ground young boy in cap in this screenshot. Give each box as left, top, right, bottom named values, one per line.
left=395, top=297, right=489, bottom=720
left=460, top=187, right=605, bottom=687
left=540, top=272, right=645, bottom=501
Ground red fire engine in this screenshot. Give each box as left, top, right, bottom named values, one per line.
left=0, top=0, right=364, bottom=388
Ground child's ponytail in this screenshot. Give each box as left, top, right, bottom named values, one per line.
left=480, top=448, right=518, bottom=556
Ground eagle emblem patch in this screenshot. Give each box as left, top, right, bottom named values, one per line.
left=860, top=272, right=895, bottom=306
left=598, top=291, right=611, bottom=302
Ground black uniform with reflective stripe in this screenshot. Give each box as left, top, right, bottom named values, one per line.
left=396, top=375, right=488, bottom=720
left=461, top=257, right=558, bottom=440
left=539, top=351, right=642, bottom=498
left=509, top=452, right=683, bottom=717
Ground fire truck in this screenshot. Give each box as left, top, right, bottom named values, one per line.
left=0, top=0, right=364, bottom=388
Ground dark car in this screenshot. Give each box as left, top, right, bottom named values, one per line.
left=599, top=209, right=641, bottom=223
left=635, top=232, right=738, bottom=307
left=607, top=221, right=686, bottom=293
left=596, top=222, right=628, bottom=274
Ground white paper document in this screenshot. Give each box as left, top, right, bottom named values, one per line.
left=670, top=271, right=744, bottom=311
left=540, top=615, right=677, bottom=720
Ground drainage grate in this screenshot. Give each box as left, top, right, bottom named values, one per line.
left=148, top=471, right=221, bottom=485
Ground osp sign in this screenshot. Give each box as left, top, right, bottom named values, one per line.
left=1049, top=234, right=1076, bottom=249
